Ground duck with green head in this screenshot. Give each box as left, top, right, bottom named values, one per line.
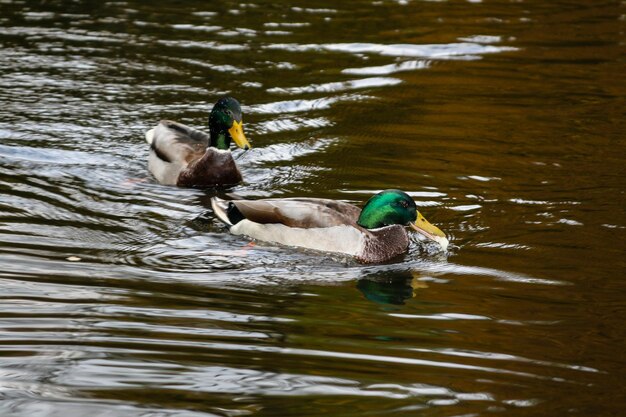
left=211, top=189, right=448, bottom=263
left=146, top=96, right=251, bottom=187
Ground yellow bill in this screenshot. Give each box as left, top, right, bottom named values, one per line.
left=409, top=212, right=449, bottom=251
left=228, top=120, right=251, bottom=150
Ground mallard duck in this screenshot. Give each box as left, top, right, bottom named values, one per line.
left=145, top=96, right=251, bottom=187
left=211, top=189, right=448, bottom=263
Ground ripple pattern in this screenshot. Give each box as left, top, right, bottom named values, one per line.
left=1, top=0, right=625, bottom=416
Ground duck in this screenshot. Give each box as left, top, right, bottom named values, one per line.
left=211, top=189, right=449, bottom=263
left=145, top=96, right=251, bottom=187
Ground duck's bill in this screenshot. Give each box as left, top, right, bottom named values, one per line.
left=409, top=212, right=449, bottom=251
left=229, top=120, right=251, bottom=150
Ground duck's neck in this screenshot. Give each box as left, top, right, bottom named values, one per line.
left=357, top=208, right=387, bottom=229
left=210, top=132, right=230, bottom=150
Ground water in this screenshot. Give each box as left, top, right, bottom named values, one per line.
left=1, top=0, right=625, bottom=416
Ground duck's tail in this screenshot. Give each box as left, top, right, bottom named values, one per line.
left=211, top=197, right=233, bottom=226
left=145, top=128, right=155, bottom=145
left=211, top=197, right=246, bottom=227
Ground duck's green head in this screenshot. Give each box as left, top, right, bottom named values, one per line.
left=357, top=189, right=448, bottom=249
left=208, top=96, right=251, bottom=151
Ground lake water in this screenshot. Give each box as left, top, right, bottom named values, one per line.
left=1, top=0, right=625, bottom=416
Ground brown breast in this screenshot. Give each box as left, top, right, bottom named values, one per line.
left=177, top=149, right=242, bottom=188
left=357, top=225, right=410, bottom=264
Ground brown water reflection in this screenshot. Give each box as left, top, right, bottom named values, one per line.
left=1, top=0, right=625, bottom=416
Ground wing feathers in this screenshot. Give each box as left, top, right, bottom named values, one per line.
left=230, top=198, right=361, bottom=229
left=148, top=120, right=209, bottom=165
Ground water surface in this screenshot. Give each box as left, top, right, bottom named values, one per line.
left=1, top=0, right=625, bottom=416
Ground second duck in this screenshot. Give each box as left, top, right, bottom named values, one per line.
left=145, top=96, right=251, bottom=188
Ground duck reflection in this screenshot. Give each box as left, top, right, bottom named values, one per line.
left=357, top=270, right=428, bottom=305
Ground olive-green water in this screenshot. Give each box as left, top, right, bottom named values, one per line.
left=1, top=1, right=625, bottom=416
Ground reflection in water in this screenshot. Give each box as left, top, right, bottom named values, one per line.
left=357, top=271, right=423, bottom=305
left=1, top=0, right=625, bottom=416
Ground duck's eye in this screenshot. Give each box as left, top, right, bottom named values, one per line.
left=399, top=200, right=409, bottom=208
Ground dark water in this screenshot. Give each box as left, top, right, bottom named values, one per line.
left=1, top=0, right=625, bottom=416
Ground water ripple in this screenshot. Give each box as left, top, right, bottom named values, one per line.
left=265, top=41, right=517, bottom=58
left=156, top=39, right=249, bottom=51
left=267, top=77, right=402, bottom=95
left=410, top=348, right=599, bottom=373
left=342, top=60, right=431, bottom=75
left=253, top=116, right=331, bottom=134
left=247, top=94, right=370, bottom=114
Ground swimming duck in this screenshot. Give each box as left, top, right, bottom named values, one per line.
left=145, top=96, right=251, bottom=187
left=211, top=189, right=448, bottom=263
